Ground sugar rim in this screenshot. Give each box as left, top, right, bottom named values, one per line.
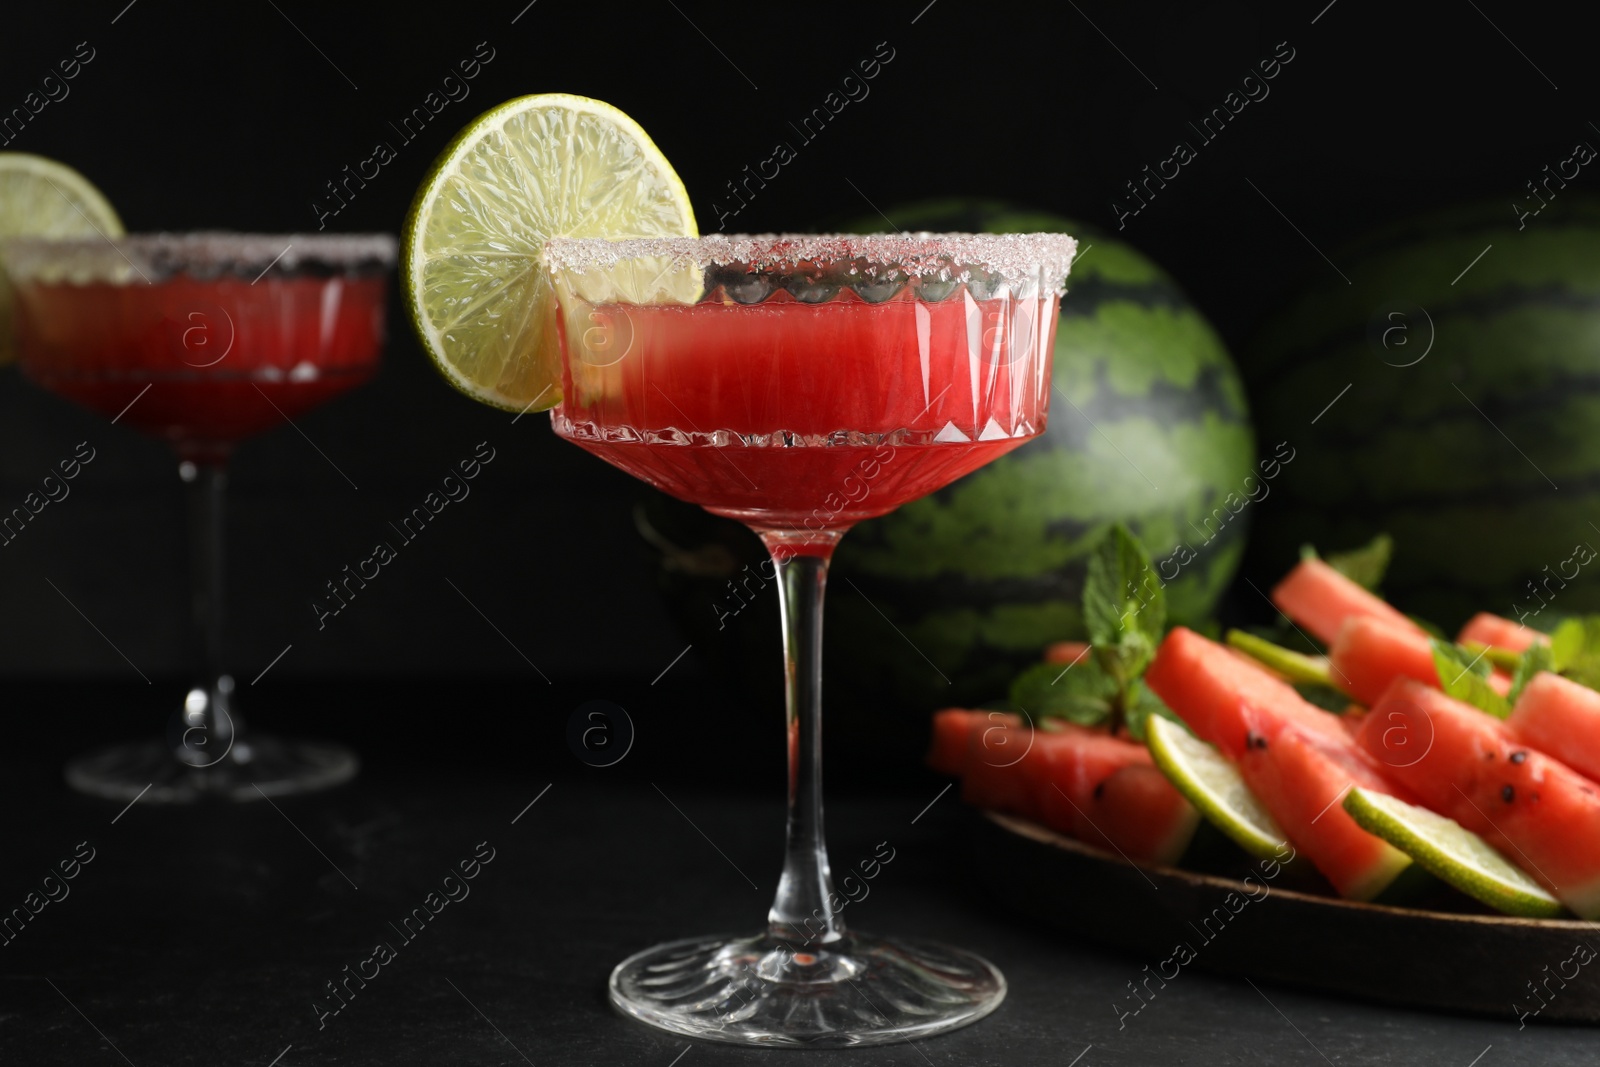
left=543, top=232, right=1080, bottom=287
left=1, top=232, right=398, bottom=282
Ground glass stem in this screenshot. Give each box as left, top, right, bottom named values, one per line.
left=178, top=458, right=237, bottom=765
left=761, top=535, right=844, bottom=946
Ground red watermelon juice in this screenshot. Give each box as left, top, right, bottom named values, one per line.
left=552, top=290, right=1055, bottom=543
left=14, top=274, right=388, bottom=462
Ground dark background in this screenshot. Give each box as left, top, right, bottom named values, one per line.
left=0, top=0, right=1590, bottom=732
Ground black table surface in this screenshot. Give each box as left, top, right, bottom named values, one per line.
left=3, top=680, right=1595, bottom=1066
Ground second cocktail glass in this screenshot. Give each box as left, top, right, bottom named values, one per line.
left=544, top=232, right=1078, bottom=1046
left=3, top=233, right=396, bottom=802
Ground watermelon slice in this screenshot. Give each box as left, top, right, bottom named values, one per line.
left=1331, top=616, right=1513, bottom=706
left=1235, top=727, right=1412, bottom=899
left=1509, top=672, right=1600, bottom=784
left=1146, top=628, right=1414, bottom=899
left=946, top=711, right=1036, bottom=813
left=1145, top=627, right=1352, bottom=759
left=930, top=709, right=1197, bottom=865
left=928, top=707, right=1004, bottom=777
left=1060, top=762, right=1199, bottom=866
left=1271, top=557, right=1421, bottom=646
left=1360, top=678, right=1600, bottom=918
left=1458, top=612, right=1546, bottom=653
left=1329, top=616, right=1438, bottom=705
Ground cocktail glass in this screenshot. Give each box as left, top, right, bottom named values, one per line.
left=544, top=232, right=1077, bottom=1047
left=2, top=233, right=396, bottom=803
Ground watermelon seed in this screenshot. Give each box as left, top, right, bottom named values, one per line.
left=1093, top=782, right=1105, bottom=801
left=1246, top=731, right=1268, bottom=750
left=1510, top=751, right=1528, bottom=764
left=1503, top=785, right=1516, bottom=803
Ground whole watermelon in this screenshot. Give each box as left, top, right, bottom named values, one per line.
left=637, top=200, right=1258, bottom=713
left=825, top=199, right=1256, bottom=706
left=1244, top=196, right=1600, bottom=628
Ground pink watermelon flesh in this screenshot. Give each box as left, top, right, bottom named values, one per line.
left=1146, top=628, right=1412, bottom=899
left=1044, top=640, right=1092, bottom=665
left=1067, top=763, right=1200, bottom=867
left=1145, top=627, right=1351, bottom=760
left=1458, top=612, right=1546, bottom=653
left=1362, top=678, right=1600, bottom=918
left=1510, top=672, right=1600, bottom=785
left=954, top=712, right=1037, bottom=814
left=1330, top=615, right=1439, bottom=706
left=1272, top=557, right=1421, bottom=646
left=1331, top=615, right=1512, bottom=706
left=1236, top=727, right=1411, bottom=900
left=942, top=710, right=1197, bottom=865
left=928, top=707, right=989, bottom=777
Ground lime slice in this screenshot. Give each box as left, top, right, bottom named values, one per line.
left=1146, top=714, right=1290, bottom=860
left=402, top=93, right=697, bottom=413
left=1343, top=786, right=1565, bottom=918
left=0, top=153, right=124, bottom=364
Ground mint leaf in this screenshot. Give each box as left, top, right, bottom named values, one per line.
left=1458, top=640, right=1522, bottom=672
left=1295, top=682, right=1353, bottom=713
left=1550, top=616, right=1600, bottom=690
left=1083, top=523, right=1166, bottom=686
left=1122, top=680, right=1178, bottom=743
left=1324, top=534, right=1393, bottom=592
left=1551, top=616, right=1594, bottom=673
left=1509, top=643, right=1553, bottom=704
left=1009, top=658, right=1120, bottom=728
left=1431, top=640, right=1511, bottom=719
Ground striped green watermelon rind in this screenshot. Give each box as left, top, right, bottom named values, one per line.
left=1246, top=195, right=1600, bottom=627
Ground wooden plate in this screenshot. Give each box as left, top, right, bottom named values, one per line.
left=973, top=811, right=1600, bottom=1023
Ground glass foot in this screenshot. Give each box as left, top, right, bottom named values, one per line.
left=64, top=735, right=359, bottom=804
left=609, top=932, right=1005, bottom=1047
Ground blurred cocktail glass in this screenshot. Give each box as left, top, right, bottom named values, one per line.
left=3, top=232, right=396, bottom=802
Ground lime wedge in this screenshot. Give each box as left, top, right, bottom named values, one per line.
left=402, top=94, right=697, bottom=413
left=0, top=153, right=124, bottom=364
left=1146, top=714, right=1291, bottom=860
left=1343, top=786, right=1565, bottom=918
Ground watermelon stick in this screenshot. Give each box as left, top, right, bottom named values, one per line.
left=1225, top=629, right=1353, bottom=697
left=1459, top=640, right=1522, bottom=673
